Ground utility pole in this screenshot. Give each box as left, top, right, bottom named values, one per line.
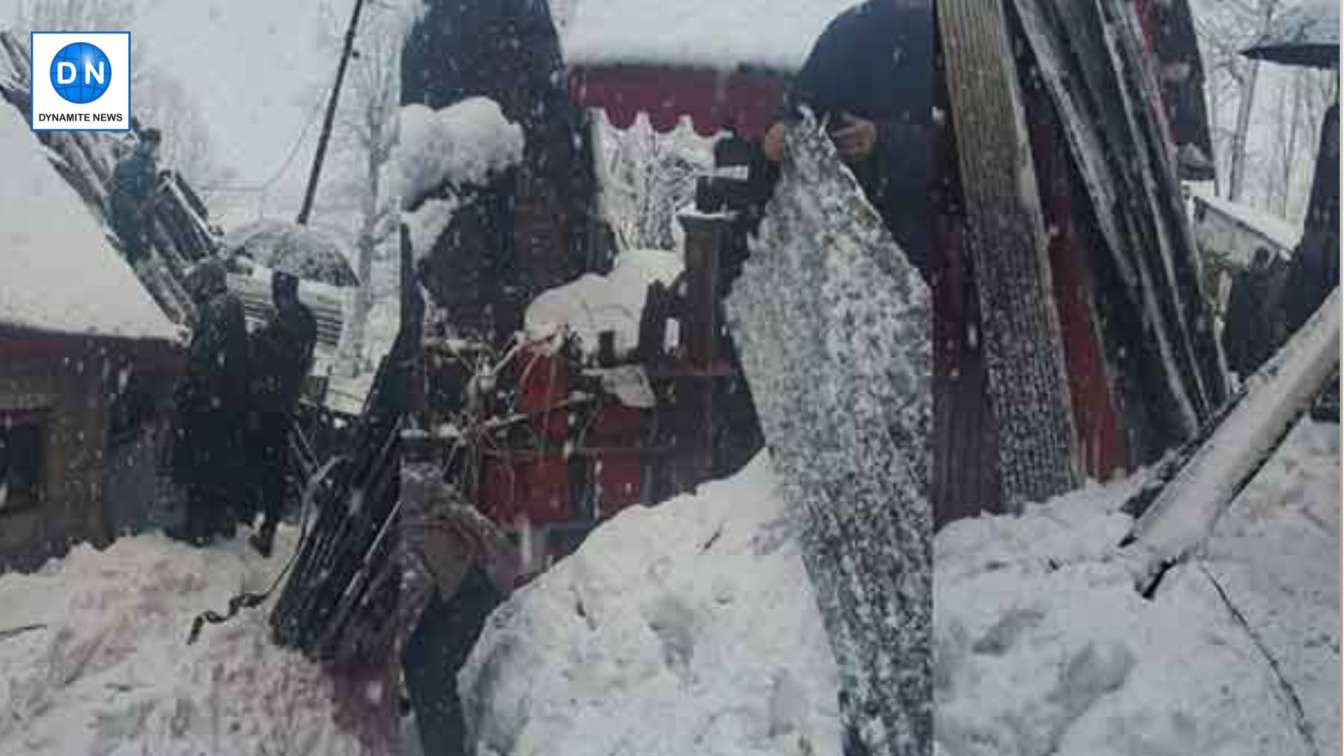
left=297, top=0, right=367, bottom=226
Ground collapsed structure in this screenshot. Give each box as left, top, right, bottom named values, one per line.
left=0, top=105, right=183, bottom=570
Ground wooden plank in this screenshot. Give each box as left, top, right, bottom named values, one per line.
left=1010, top=0, right=1227, bottom=450
left=937, top=0, right=1082, bottom=507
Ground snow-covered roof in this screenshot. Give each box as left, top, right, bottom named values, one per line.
left=556, top=0, right=861, bottom=73
left=1188, top=186, right=1303, bottom=254
left=0, top=108, right=179, bottom=344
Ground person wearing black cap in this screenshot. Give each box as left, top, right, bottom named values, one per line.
left=109, top=128, right=163, bottom=267
left=247, top=270, right=317, bottom=557
left=169, top=258, right=250, bottom=545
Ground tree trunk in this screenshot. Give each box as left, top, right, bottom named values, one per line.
left=1228, top=0, right=1279, bottom=203
left=1228, top=59, right=1260, bottom=202
left=1278, top=72, right=1305, bottom=218
left=344, top=121, right=382, bottom=378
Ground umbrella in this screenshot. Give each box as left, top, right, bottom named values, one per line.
left=221, top=219, right=361, bottom=288
left=1242, top=0, right=1339, bottom=69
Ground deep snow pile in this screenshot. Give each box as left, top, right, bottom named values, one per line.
left=458, top=455, right=843, bottom=756
left=934, top=421, right=1338, bottom=756
left=460, top=419, right=1339, bottom=756
left=0, top=531, right=365, bottom=756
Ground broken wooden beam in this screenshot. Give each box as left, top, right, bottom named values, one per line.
left=1122, top=287, right=1340, bottom=594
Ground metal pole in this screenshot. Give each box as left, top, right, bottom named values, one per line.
left=297, top=0, right=367, bottom=226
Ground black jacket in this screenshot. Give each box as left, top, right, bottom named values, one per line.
left=250, top=300, right=318, bottom=415
left=173, top=290, right=249, bottom=483
left=788, top=0, right=933, bottom=274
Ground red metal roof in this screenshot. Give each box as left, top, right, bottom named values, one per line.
left=569, top=65, right=788, bottom=140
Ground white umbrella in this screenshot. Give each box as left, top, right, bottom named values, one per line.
left=221, top=219, right=360, bottom=287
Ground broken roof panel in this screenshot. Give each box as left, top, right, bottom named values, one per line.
left=0, top=107, right=180, bottom=344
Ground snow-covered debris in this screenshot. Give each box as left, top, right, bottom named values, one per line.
left=0, top=531, right=364, bottom=756
left=461, top=419, right=1338, bottom=756
left=557, top=0, right=859, bottom=72
left=458, top=455, right=843, bottom=756
left=0, top=106, right=178, bottom=343
left=726, top=114, right=933, bottom=750
left=1188, top=184, right=1303, bottom=261
left=524, top=248, right=683, bottom=357
left=1126, top=287, right=1339, bottom=588
left=395, top=98, right=524, bottom=208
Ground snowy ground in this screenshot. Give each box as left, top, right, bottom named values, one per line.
left=935, top=418, right=1339, bottom=756
left=0, top=530, right=365, bottom=756
left=0, top=421, right=1335, bottom=756
left=461, top=418, right=1339, bottom=756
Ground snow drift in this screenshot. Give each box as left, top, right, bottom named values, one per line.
left=458, top=455, right=843, bottom=756
left=0, top=531, right=365, bottom=756
left=460, top=419, right=1339, bottom=756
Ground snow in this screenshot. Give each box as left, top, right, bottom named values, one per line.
left=394, top=98, right=524, bottom=208
left=1199, top=419, right=1341, bottom=756
left=0, top=530, right=365, bottom=756
left=1188, top=184, right=1303, bottom=259
left=556, top=0, right=861, bottom=73
left=524, top=248, right=684, bottom=357
left=222, top=219, right=360, bottom=287
left=1263, top=0, right=1340, bottom=47
left=458, top=455, right=844, bottom=756
left=461, top=419, right=1338, bottom=756
left=0, top=107, right=179, bottom=343
left=403, top=197, right=459, bottom=261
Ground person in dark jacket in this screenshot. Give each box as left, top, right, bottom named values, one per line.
left=762, top=0, right=933, bottom=276
left=109, top=128, right=162, bottom=268
left=1221, top=247, right=1290, bottom=380
left=247, top=271, right=318, bottom=557
left=169, top=258, right=250, bottom=545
